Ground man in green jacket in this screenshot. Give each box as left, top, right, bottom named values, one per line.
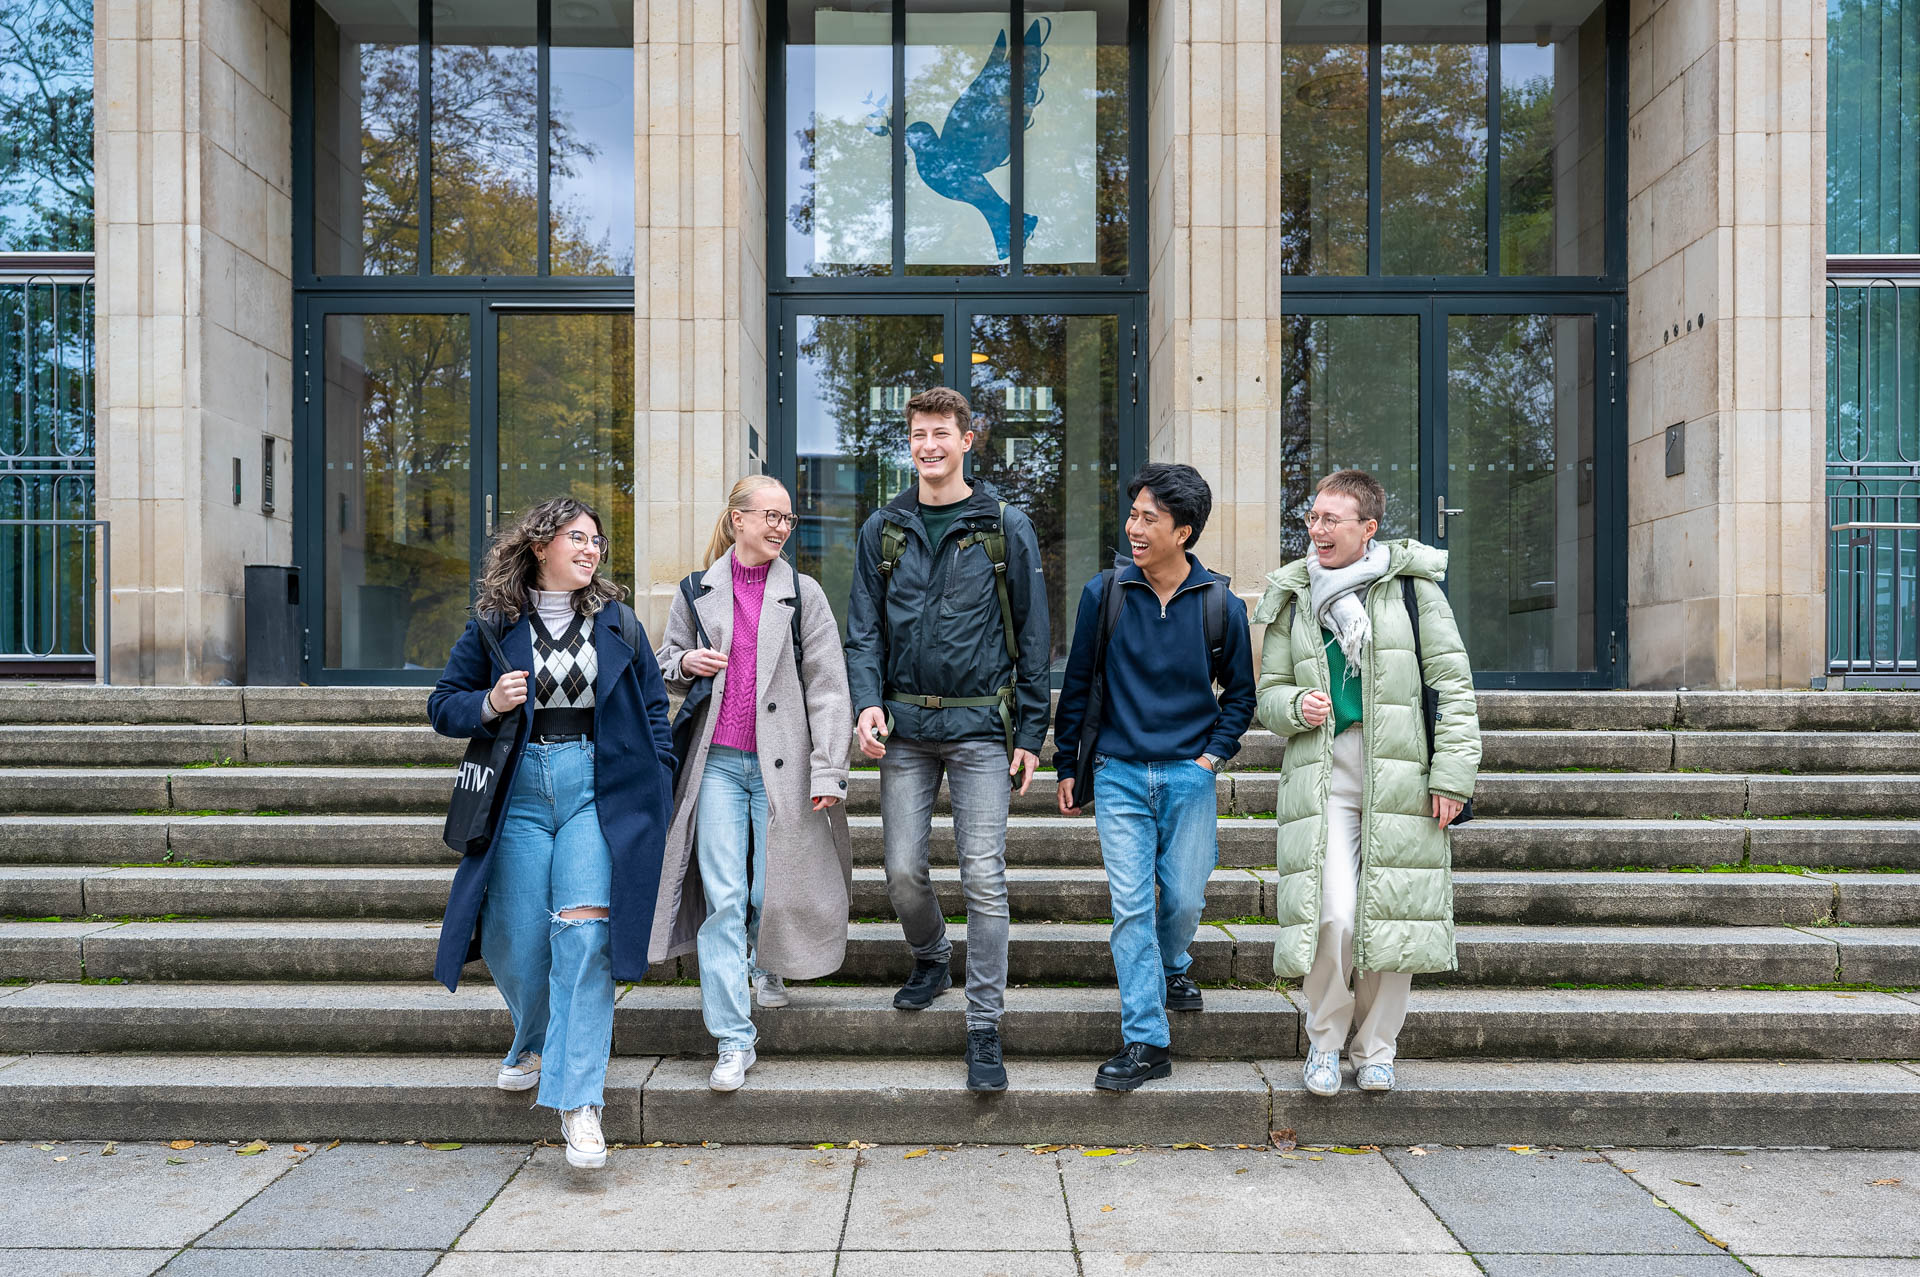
left=1252, top=469, right=1481, bottom=1096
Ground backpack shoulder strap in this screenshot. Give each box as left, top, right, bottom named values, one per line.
left=1204, top=576, right=1228, bottom=681
left=1402, top=575, right=1438, bottom=756
left=679, top=572, right=712, bottom=649
left=788, top=563, right=805, bottom=666
left=983, top=502, right=1017, bottom=666
left=877, top=522, right=908, bottom=584
left=1093, top=569, right=1124, bottom=678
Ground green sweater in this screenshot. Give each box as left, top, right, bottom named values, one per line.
left=1322, top=628, right=1363, bottom=736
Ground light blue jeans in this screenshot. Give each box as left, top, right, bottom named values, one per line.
left=1091, top=754, right=1219, bottom=1048
left=696, top=745, right=772, bottom=1053
left=482, top=740, right=614, bottom=1112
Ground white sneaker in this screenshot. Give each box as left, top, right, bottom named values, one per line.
left=496, top=1051, right=541, bottom=1092
left=753, top=973, right=791, bottom=1008
left=1303, top=1048, right=1341, bottom=1097
left=710, top=1047, right=758, bottom=1092
left=1355, top=1062, right=1396, bottom=1092
left=559, top=1105, right=606, bottom=1169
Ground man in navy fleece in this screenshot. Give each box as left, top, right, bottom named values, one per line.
left=1053, top=462, right=1256, bottom=1091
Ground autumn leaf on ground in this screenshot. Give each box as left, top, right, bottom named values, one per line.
left=53, top=1155, right=67, bottom=1162
left=1175, top=1142, right=1214, bottom=1151
left=1508, top=1146, right=1537, bottom=1155
left=1100, top=1205, right=1115, bottom=1212
left=1672, top=1180, right=1702, bottom=1187
left=847, top=1141, right=876, bottom=1150
left=424, top=1143, right=463, bottom=1151
left=293, top=1145, right=310, bottom=1153
left=1235, top=1167, right=1249, bottom=1174
left=325, top=1140, right=341, bottom=1151
left=1027, top=1144, right=1065, bottom=1155
left=1326, top=1147, right=1372, bottom=1155
left=813, top=1143, right=835, bottom=1150
left=903, top=1149, right=929, bottom=1159
left=100, top=1143, right=117, bottom=1157
left=166, top=1157, right=187, bottom=1165
left=1871, top=1177, right=1903, bottom=1186
left=1083, top=1149, right=1117, bottom=1157
left=235, top=1140, right=270, bottom=1156
left=1407, top=1147, right=1429, bottom=1156
left=167, top=1140, right=195, bottom=1150
left=1701, top=1233, right=1729, bottom=1250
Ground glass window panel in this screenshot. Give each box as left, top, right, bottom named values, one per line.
left=431, top=3, right=538, bottom=275
left=322, top=313, right=473, bottom=670
left=497, top=312, right=635, bottom=590
left=0, top=0, right=93, bottom=252
left=1444, top=313, right=1596, bottom=673
left=1279, top=2, right=1367, bottom=276
left=792, top=313, right=945, bottom=631
left=1381, top=0, right=1488, bottom=276
left=1499, top=0, right=1607, bottom=276
left=1278, top=313, right=1420, bottom=561
left=969, top=312, right=1120, bottom=664
left=784, top=0, right=894, bottom=278
left=313, top=0, right=420, bottom=275
left=1828, top=0, right=1920, bottom=254
left=1020, top=0, right=1130, bottom=277
left=549, top=3, right=636, bottom=275
left=905, top=2, right=1017, bottom=276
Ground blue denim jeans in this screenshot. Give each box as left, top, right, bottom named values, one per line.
left=482, top=740, right=614, bottom=1112
left=1091, top=755, right=1219, bottom=1048
left=696, top=745, right=772, bottom=1052
left=879, top=736, right=1011, bottom=1030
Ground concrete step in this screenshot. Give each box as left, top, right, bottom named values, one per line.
left=3, top=1050, right=1914, bottom=1145
left=4, top=811, right=1915, bottom=874
left=7, top=722, right=1920, bottom=774
left=5, top=980, right=1917, bottom=1061
left=8, top=863, right=1910, bottom=928
left=9, top=687, right=1920, bottom=732
left=3, top=916, right=1911, bottom=986
left=12, top=766, right=1920, bottom=819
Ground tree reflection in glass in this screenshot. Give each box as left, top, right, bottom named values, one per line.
left=0, top=0, right=93, bottom=253
left=1381, top=4, right=1488, bottom=276
left=1280, top=11, right=1367, bottom=277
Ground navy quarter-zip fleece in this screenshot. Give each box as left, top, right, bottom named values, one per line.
left=1052, top=554, right=1256, bottom=780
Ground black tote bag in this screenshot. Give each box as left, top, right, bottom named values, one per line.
left=442, top=616, right=523, bottom=855
left=669, top=573, right=714, bottom=787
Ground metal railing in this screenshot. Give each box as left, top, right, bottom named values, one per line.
left=0, top=517, right=109, bottom=683
left=1827, top=495, right=1917, bottom=687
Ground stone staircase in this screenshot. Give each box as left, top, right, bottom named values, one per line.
left=2, top=686, right=1918, bottom=1147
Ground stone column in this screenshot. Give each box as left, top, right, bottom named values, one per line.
left=634, top=0, right=768, bottom=630
left=1625, top=0, right=1826, bottom=687
left=1145, top=0, right=1286, bottom=595
left=95, top=0, right=294, bottom=684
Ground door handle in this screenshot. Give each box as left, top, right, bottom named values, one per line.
left=1437, top=496, right=1464, bottom=538
left=485, top=493, right=494, bottom=535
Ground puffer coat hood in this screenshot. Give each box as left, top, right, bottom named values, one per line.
left=1251, top=538, right=1481, bottom=978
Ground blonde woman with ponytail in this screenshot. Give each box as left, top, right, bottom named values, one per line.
left=650, top=476, right=854, bottom=1091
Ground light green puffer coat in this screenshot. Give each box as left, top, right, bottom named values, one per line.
left=1251, top=539, right=1481, bottom=978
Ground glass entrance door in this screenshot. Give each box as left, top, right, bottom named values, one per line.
left=1279, top=296, right=1622, bottom=685
left=777, top=298, right=1138, bottom=666
left=303, top=297, right=635, bottom=681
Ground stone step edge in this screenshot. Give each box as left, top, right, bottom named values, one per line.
left=2, top=1054, right=1918, bottom=1146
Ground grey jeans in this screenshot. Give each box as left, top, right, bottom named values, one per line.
left=878, top=735, right=1011, bottom=1029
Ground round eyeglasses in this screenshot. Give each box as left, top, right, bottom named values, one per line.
left=743, top=508, right=799, bottom=532
left=1301, top=512, right=1362, bottom=531
left=556, top=530, right=611, bottom=553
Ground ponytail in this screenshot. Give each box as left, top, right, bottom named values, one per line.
left=703, top=474, right=787, bottom=569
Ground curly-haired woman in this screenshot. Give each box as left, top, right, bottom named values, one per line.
left=428, top=496, right=677, bottom=1169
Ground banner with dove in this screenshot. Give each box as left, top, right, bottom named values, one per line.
left=810, top=9, right=1096, bottom=270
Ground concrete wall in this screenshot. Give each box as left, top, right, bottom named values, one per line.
left=96, top=0, right=295, bottom=685
left=1623, top=0, right=1826, bottom=687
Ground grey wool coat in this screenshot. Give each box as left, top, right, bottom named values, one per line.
left=651, top=552, right=854, bottom=978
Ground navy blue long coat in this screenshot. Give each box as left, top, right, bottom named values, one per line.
left=426, top=604, right=677, bottom=991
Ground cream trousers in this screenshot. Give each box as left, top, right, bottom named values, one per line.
left=1301, top=724, right=1412, bottom=1067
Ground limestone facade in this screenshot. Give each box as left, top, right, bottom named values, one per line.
left=89, top=0, right=1832, bottom=688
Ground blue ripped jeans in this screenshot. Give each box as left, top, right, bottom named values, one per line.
left=482, top=740, right=614, bottom=1112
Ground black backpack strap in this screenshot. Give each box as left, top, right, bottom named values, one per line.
left=1403, top=576, right=1438, bottom=760
left=1093, top=567, right=1124, bottom=681
left=1204, top=576, right=1228, bottom=683
left=786, top=561, right=805, bottom=667
left=680, top=572, right=712, bottom=650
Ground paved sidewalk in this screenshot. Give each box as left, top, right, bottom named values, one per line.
left=2, top=1139, right=1918, bottom=1275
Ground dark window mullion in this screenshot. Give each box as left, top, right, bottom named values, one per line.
left=1367, top=0, right=1382, bottom=277
left=1009, top=0, right=1024, bottom=276
left=418, top=0, right=432, bottom=276
left=538, top=0, right=552, bottom=276
left=1486, top=0, right=1500, bottom=276
left=892, top=0, right=906, bottom=277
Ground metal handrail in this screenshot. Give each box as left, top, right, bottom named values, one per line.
left=0, top=518, right=110, bottom=684
left=1831, top=521, right=1920, bottom=531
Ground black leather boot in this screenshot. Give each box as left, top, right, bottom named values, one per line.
left=1095, top=1041, right=1173, bottom=1091
left=1165, top=972, right=1204, bottom=1012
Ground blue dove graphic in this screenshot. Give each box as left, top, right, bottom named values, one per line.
left=905, top=18, right=1051, bottom=260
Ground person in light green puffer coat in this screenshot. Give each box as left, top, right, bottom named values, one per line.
left=1252, top=470, right=1481, bottom=1098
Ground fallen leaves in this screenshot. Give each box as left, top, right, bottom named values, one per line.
left=1701, top=1233, right=1729, bottom=1250
left=1027, top=1144, right=1065, bottom=1155
left=324, top=1140, right=341, bottom=1151
left=424, top=1143, right=463, bottom=1151
left=1407, top=1147, right=1429, bottom=1156
left=1269, top=1129, right=1296, bottom=1153
left=1508, top=1145, right=1537, bottom=1156
left=1083, top=1149, right=1117, bottom=1158
left=293, top=1145, right=309, bottom=1153
left=100, top=1143, right=117, bottom=1157
left=235, top=1141, right=270, bottom=1157
left=1672, top=1180, right=1702, bottom=1188
left=1174, top=1142, right=1214, bottom=1151
left=1871, top=1177, right=1903, bottom=1187
left=165, top=1158, right=187, bottom=1166
left=168, top=1140, right=196, bottom=1150
left=903, top=1149, right=928, bottom=1159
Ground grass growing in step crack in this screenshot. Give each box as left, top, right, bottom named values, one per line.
left=1537, top=979, right=1920, bottom=994
left=7, top=913, right=214, bottom=924
left=174, top=757, right=239, bottom=769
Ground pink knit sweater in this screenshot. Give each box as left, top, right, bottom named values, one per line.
left=711, top=556, right=770, bottom=752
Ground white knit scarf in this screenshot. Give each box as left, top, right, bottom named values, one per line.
left=1307, top=541, right=1391, bottom=664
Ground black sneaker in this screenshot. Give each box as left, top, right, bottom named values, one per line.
left=965, top=1027, right=1008, bottom=1092
left=1165, top=972, right=1204, bottom=1012
left=893, top=959, right=953, bottom=1011
left=1095, top=1041, right=1172, bottom=1092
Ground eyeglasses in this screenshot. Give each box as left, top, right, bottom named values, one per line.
left=556, top=530, right=611, bottom=553
left=1301, top=512, right=1364, bottom=530
left=743, top=508, right=799, bottom=532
